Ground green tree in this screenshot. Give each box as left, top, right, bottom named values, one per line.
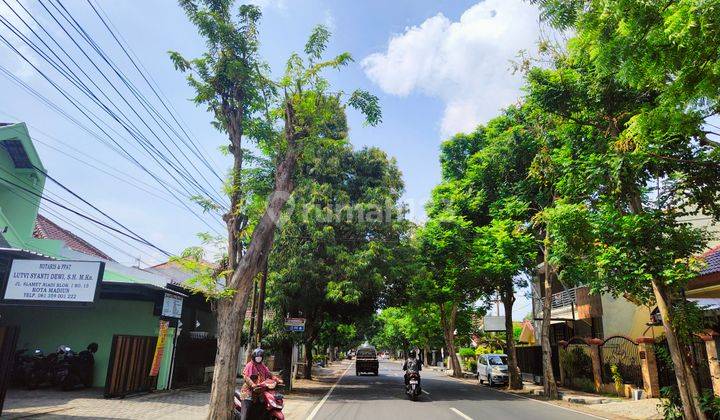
left=525, top=2, right=720, bottom=414
left=171, top=3, right=380, bottom=416
left=268, top=136, right=408, bottom=378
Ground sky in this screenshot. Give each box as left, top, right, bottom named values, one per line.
left=0, top=0, right=541, bottom=319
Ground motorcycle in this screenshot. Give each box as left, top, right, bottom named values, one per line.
left=12, top=348, right=48, bottom=390
left=233, top=378, right=285, bottom=419
left=54, top=343, right=98, bottom=390
left=405, top=371, right=422, bottom=401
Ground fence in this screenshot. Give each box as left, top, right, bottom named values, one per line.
left=600, top=335, right=643, bottom=388
left=654, top=337, right=715, bottom=392
left=0, top=326, right=20, bottom=415
left=561, top=337, right=595, bottom=392
left=104, top=335, right=158, bottom=398
left=515, top=345, right=560, bottom=383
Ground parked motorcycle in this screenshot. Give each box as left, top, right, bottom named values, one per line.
left=12, top=348, right=48, bottom=390
left=54, top=343, right=98, bottom=390
left=233, top=378, right=285, bottom=419
left=405, top=371, right=422, bottom=401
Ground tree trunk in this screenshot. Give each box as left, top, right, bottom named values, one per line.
left=626, top=192, right=704, bottom=419
left=440, top=302, right=463, bottom=377
left=652, top=279, right=706, bottom=420
left=254, top=261, right=268, bottom=347
left=541, top=230, right=559, bottom=399
left=502, top=284, right=522, bottom=390
left=207, top=297, right=246, bottom=420
left=304, top=341, right=314, bottom=379
left=206, top=103, right=301, bottom=420
left=246, top=279, right=258, bottom=358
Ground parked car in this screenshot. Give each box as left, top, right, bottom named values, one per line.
left=355, top=345, right=379, bottom=376
left=477, top=354, right=508, bottom=386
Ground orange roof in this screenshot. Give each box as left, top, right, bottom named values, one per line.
left=33, top=214, right=115, bottom=261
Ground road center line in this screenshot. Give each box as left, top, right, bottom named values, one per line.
left=450, top=407, right=474, bottom=420
left=421, top=389, right=430, bottom=395
left=306, top=362, right=351, bottom=420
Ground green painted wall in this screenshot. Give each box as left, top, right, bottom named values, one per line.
left=0, top=123, right=46, bottom=248
left=0, top=299, right=163, bottom=387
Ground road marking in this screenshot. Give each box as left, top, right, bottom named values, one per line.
left=306, top=362, right=352, bottom=420
left=422, top=389, right=430, bottom=395
left=445, top=374, right=609, bottom=420
left=485, top=388, right=609, bottom=420
left=450, top=407, right=473, bottom=420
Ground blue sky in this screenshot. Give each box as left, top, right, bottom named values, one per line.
left=0, top=0, right=540, bottom=319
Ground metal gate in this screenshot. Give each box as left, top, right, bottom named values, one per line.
left=600, top=336, right=643, bottom=388
left=654, top=337, right=714, bottom=391
left=0, top=325, right=20, bottom=415
left=104, top=335, right=158, bottom=398
left=515, top=345, right=560, bottom=382
left=561, top=337, right=595, bottom=391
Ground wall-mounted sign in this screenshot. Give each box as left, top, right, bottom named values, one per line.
left=284, top=317, right=305, bottom=332
left=482, top=316, right=506, bottom=332
left=161, top=293, right=183, bottom=318
left=1, top=259, right=104, bottom=306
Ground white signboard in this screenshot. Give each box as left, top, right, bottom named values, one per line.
left=162, top=293, right=183, bottom=318
left=482, top=316, right=506, bottom=332
left=284, top=317, right=305, bottom=332
left=4, top=259, right=102, bottom=303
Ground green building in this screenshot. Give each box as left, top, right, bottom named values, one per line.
left=0, top=122, right=216, bottom=396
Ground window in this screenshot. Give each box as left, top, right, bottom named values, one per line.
left=487, top=355, right=507, bottom=366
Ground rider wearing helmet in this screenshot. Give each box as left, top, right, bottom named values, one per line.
left=402, top=348, right=422, bottom=385
left=238, top=348, right=278, bottom=420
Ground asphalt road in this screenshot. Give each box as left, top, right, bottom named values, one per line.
left=307, top=359, right=602, bottom=420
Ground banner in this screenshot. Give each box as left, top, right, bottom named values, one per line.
left=149, top=320, right=169, bottom=377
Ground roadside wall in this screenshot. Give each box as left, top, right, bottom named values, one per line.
left=0, top=299, right=163, bottom=387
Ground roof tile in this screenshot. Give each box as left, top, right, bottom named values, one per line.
left=33, top=214, right=115, bottom=261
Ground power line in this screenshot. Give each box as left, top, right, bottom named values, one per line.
left=0, top=65, right=225, bottom=235
left=0, top=1, right=228, bottom=211
left=0, top=173, right=172, bottom=256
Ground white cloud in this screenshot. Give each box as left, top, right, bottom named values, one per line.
left=362, top=0, right=540, bottom=138
left=247, top=0, right=288, bottom=10
left=0, top=2, right=37, bottom=81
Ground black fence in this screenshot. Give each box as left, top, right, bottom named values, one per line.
left=600, top=336, right=643, bottom=388
left=515, top=345, right=560, bottom=383
left=0, top=326, right=20, bottom=415
left=654, top=337, right=716, bottom=391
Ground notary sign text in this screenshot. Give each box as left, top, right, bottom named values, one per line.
left=4, top=259, right=102, bottom=303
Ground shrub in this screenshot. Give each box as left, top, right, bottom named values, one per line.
left=699, top=390, right=720, bottom=418
left=475, top=345, right=503, bottom=355
left=459, top=347, right=476, bottom=359
left=610, top=364, right=623, bottom=396
left=658, top=386, right=683, bottom=420
left=465, top=358, right=478, bottom=373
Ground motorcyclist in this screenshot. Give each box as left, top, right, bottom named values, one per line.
left=238, top=348, right=280, bottom=420
left=402, top=349, right=422, bottom=386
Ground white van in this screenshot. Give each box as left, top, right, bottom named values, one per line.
left=477, top=354, right=509, bottom=386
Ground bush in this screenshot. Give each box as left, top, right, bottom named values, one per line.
left=465, top=358, right=478, bottom=373
left=658, top=386, right=683, bottom=420
left=313, top=354, right=326, bottom=362
left=459, top=347, right=476, bottom=359
left=475, top=345, right=503, bottom=355
left=698, top=390, right=720, bottom=418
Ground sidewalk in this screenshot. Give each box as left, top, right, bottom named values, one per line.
left=444, top=373, right=663, bottom=420
left=284, top=361, right=349, bottom=419
left=1, top=362, right=346, bottom=419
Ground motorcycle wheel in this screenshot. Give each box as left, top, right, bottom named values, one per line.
left=410, top=392, right=417, bottom=401
left=232, top=408, right=241, bottom=420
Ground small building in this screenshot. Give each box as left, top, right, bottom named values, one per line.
left=0, top=122, right=215, bottom=404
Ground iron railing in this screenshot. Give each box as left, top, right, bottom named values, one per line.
left=551, top=287, right=578, bottom=309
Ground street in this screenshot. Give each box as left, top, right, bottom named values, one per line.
left=308, top=360, right=601, bottom=420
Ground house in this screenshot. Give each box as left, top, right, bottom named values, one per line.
left=0, top=122, right=215, bottom=398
